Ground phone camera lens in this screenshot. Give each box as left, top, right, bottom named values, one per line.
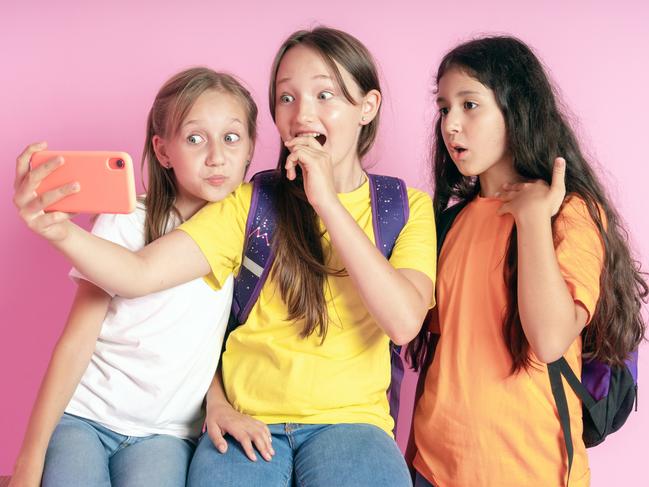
left=117, top=159, right=124, bottom=168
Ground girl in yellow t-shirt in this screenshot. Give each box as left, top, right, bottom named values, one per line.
left=14, top=27, right=436, bottom=487
left=409, top=36, right=647, bottom=487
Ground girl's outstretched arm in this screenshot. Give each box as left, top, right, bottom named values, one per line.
left=10, top=281, right=111, bottom=487
left=498, top=158, right=589, bottom=363
left=14, top=143, right=210, bottom=297
left=285, top=137, right=434, bottom=345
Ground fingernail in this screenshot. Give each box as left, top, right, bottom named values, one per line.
left=494, top=192, right=501, bottom=197
left=71, top=182, right=80, bottom=191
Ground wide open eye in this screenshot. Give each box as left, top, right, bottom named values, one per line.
left=224, top=133, right=240, bottom=143
left=464, top=101, right=478, bottom=110
left=187, top=134, right=205, bottom=144
left=318, top=91, right=333, bottom=100
left=279, top=94, right=294, bottom=104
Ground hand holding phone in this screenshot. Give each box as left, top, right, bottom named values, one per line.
left=30, top=150, right=136, bottom=214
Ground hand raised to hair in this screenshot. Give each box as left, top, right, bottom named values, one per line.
left=283, top=136, right=338, bottom=212
left=497, top=157, right=566, bottom=223
left=13, top=141, right=79, bottom=242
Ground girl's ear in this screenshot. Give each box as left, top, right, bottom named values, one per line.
left=152, top=135, right=172, bottom=169
left=360, top=89, right=381, bottom=125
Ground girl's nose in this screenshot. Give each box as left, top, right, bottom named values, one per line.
left=206, top=143, right=226, bottom=167
left=296, top=98, right=316, bottom=124
left=443, top=110, right=461, bottom=135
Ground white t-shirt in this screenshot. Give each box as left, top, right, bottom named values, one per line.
left=66, top=203, right=232, bottom=439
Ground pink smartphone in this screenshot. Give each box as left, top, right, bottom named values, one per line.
left=30, top=151, right=136, bottom=214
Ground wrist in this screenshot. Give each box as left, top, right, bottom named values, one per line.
left=206, top=395, right=234, bottom=414
left=14, top=452, right=44, bottom=473
left=313, top=195, right=344, bottom=222
left=513, top=207, right=552, bottom=230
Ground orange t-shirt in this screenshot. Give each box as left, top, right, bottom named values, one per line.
left=413, top=195, right=604, bottom=487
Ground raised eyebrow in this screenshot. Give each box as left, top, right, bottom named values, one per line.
left=182, top=118, right=244, bottom=128
left=436, top=90, right=483, bottom=105
left=276, top=74, right=333, bottom=86
left=457, top=90, right=483, bottom=97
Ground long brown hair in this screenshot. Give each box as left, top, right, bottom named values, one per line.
left=410, top=36, right=647, bottom=372
left=268, top=27, right=381, bottom=340
left=142, top=67, right=258, bottom=243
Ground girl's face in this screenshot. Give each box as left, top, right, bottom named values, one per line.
left=437, top=68, right=512, bottom=181
left=154, top=90, right=252, bottom=207
left=274, top=45, right=377, bottom=171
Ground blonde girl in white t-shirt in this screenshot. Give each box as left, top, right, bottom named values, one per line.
left=10, top=68, right=267, bottom=487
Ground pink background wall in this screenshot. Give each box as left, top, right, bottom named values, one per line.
left=2, top=0, right=647, bottom=483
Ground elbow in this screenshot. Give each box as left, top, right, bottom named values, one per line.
left=388, top=311, right=427, bottom=346
left=110, top=281, right=153, bottom=299
left=529, top=339, right=570, bottom=364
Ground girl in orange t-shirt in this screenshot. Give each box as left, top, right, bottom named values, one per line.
left=408, top=36, right=647, bottom=487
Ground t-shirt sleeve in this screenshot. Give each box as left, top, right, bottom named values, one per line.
left=177, top=183, right=250, bottom=289
left=69, top=210, right=145, bottom=297
left=389, top=188, right=437, bottom=307
left=555, top=196, right=605, bottom=324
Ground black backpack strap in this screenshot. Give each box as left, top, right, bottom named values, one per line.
left=548, top=360, right=574, bottom=486
left=436, top=200, right=469, bottom=256
left=548, top=357, right=601, bottom=487
left=555, top=358, right=597, bottom=409
left=548, top=356, right=599, bottom=487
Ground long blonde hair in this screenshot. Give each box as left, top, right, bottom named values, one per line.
left=142, top=67, right=258, bottom=243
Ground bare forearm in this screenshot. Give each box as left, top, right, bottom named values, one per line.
left=517, top=217, right=583, bottom=362
left=16, top=340, right=96, bottom=465
left=51, top=221, right=152, bottom=297
left=319, top=200, right=429, bottom=344
left=14, top=283, right=109, bottom=475
left=206, top=369, right=234, bottom=412
left=51, top=224, right=208, bottom=298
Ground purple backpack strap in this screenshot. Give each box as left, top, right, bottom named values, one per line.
left=229, top=170, right=278, bottom=331
left=368, top=174, right=410, bottom=437
left=368, top=174, right=410, bottom=257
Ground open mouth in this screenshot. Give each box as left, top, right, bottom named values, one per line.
left=451, top=145, right=467, bottom=157
left=297, top=132, right=327, bottom=146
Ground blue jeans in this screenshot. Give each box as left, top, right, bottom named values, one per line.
left=188, top=423, right=411, bottom=487
left=42, top=413, right=195, bottom=487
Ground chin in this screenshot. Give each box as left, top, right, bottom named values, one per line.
left=453, top=162, right=479, bottom=178
left=203, top=188, right=229, bottom=203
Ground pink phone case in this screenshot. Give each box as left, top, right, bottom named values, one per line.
left=30, top=151, right=136, bottom=214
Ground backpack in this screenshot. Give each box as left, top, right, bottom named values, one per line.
left=435, top=200, right=639, bottom=480
left=226, top=169, right=411, bottom=436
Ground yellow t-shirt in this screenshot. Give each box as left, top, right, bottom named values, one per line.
left=413, top=195, right=604, bottom=487
left=179, top=179, right=436, bottom=435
